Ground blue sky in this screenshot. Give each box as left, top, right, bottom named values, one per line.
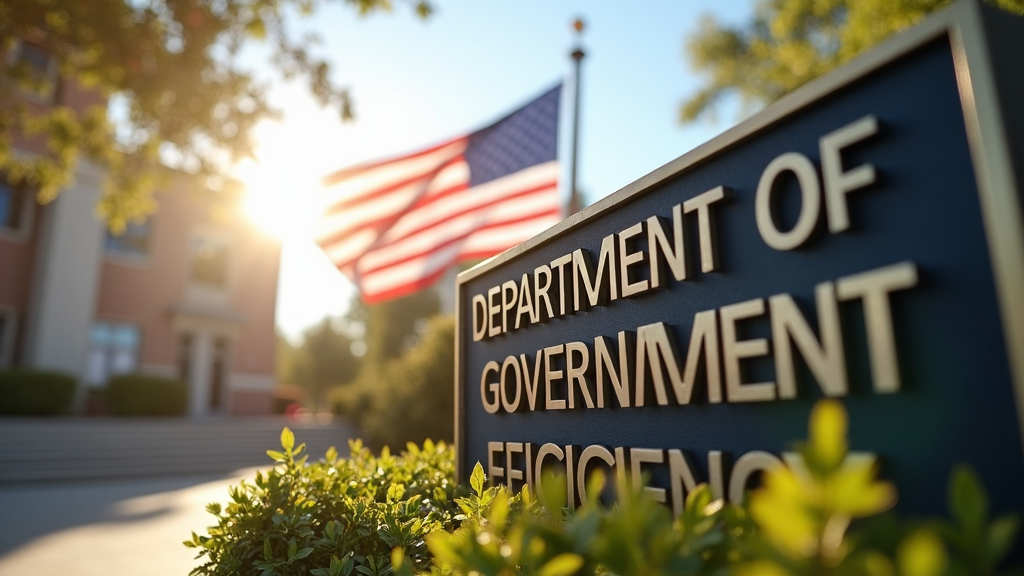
left=238, top=0, right=757, bottom=342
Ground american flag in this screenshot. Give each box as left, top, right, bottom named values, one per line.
left=315, top=85, right=563, bottom=303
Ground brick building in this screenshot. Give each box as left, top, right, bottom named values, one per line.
left=0, top=38, right=281, bottom=416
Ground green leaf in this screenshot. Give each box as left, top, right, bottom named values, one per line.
left=330, top=555, right=344, bottom=576
left=470, top=462, right=485, bottom=496
left=809, top=399, right=847, bottom=472
left=281, top=428, right=295, bottom=452
left=432, top=486, right=448, bottom=504
left=391, top=547, right=405, bottom=569
left=341, top=554, right=355, bottom=576
left=291, top=547, right=313, bottom=562
left=897, top=530, right=947, bottom=576
left=326, top=446, right=338, bottom=463
left=986, top=515, right=1019, bottom=564
left=583, top=468, right=606, bottom=505
left=488, top=492, right=510, bottom=527
left=538, top=553, right=584, bottom=576
left=267, top=450, right=286, bottom=461
left=948, top=464, right=988, bottom=535
left=387, top=483, right=406, bottom=502
left=263, top=538, right=273, bottom=561
left=539, top=470, right=568, bottom=511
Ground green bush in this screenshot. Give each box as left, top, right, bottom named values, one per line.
left=186, top=431, right=466, bottom=576
left=106, top=374, right=187, bottom=416
left=331, top=315, right=455, bottom=450
left=189, top=402, right=1022, bottom=576
left=0, top=369, right=76, bottom=415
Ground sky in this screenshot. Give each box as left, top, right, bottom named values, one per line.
left=235, top=0, right=757, bottom=343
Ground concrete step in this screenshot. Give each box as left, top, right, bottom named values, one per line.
left=0, top=416, right=361, bottom=484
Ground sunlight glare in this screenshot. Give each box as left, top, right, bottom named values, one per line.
left=236, top=123, right=325, bottom=241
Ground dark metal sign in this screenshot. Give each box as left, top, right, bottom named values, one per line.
left=454, top=0, right=1024, bottom=517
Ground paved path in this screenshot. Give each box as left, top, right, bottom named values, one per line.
left=0, top=469, right=258, bottom=576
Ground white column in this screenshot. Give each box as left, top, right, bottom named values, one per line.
left=23, top=170, right=105, bottom=391
left=188, top=332, right=212, bottom=417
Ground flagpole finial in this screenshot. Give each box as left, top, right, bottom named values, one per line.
left=571, top=18, right=585, bottom=61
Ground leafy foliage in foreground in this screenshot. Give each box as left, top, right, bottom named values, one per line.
left=188, top=401, right=1021, bottom=575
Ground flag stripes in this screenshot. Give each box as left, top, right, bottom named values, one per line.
left=316, top=85, right=562, bottom=303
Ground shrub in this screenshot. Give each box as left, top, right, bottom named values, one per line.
left=106, top=374, right=187, bottom=416
left=0, top=369, right=76, bottom=415
left=189, top=401, right=1022, bottom=576
left=332, top=315, right=455, bottom=450
left=186, top=431, right=466, bottom=576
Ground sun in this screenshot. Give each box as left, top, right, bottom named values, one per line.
left=238, top=161, right=319, bottom=241
left=235, top=122, right=326, bottom=242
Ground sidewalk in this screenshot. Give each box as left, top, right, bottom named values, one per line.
left=0, top=469, right=255, bottom=576
left=0, top=415, right=361, bottom=575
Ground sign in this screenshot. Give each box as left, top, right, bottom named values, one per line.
left=454, top=0, right=1024, bottom=518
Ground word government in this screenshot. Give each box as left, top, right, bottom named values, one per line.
left=479, top=262, right=918, bottom=414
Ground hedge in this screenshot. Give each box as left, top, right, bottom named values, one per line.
left=0, top=369, right=76, bottom=415
left=106, top=374, right=188, bottom=416
left=187, top=400, right=1022, bottom=576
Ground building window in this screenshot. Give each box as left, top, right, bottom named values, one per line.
left=86, top=322, right=141, bottom=386
left=0, top=179, right=27, bottom=232
left=190, top=237, right=229, bottom=288
left=105, top=220, right=151, bottom=257
left=8, top=39, right=59, bottom=104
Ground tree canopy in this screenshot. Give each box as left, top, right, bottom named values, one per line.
left=280, top=317, right=361, bottom=409
left=1, top=0, right=430, bottom=231
left=681, top=0, right=1024, bottom=123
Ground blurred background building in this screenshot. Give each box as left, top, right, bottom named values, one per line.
left=0, top=37, right=281, bottom=417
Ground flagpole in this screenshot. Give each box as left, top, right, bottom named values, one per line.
left=568, top=18, right=585, bottom=216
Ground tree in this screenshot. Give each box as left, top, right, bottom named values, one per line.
left=0, top=0, right=431, bottom=231
left=335, top=314, right=455, bottom=449
left=345, top=288, right=440, bottom=366
left=681, top=0, right=1024, bottom=123
left=291, top=317, right=361, bottom=409
left=275, top=330, right=298, bottom=384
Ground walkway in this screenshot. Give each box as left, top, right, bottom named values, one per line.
left=0, top=469, right=255, bottom=576
left=0, top=416, right=360, bottom=575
